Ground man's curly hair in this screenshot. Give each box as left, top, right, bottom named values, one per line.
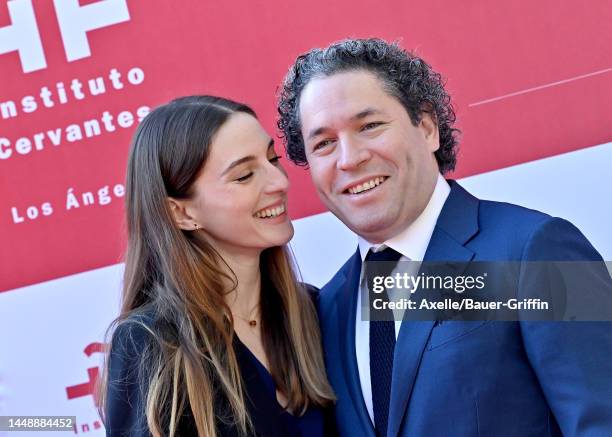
left=277, top=38, right=459, bottom=173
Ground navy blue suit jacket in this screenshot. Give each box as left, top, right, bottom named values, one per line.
left=318, top=181, right=612, bottom=436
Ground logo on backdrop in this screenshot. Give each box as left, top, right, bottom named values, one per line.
left=65, top=342, right=106, bottom=434
left=65, top=342, right=105, bottom=406
left=0, top=0, right=130, bottom=73
left=0, top=0, right=150, bottom=292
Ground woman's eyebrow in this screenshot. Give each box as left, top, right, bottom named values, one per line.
left=222, top=139, right=275, bottom=175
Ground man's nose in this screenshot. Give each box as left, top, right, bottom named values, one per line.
left=337, top=136, right=371, bottom=171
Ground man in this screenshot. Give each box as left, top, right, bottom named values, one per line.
left=277, top=38, right=612, bottom=436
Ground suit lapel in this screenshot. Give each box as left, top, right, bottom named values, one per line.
left=336, top=248, right=376, bottom=436
left=387, top=181, right=479, bottom=437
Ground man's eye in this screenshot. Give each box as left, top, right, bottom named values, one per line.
left=235, top=172, right=253, bottom=182
left=313, top=139, right=333, bottom=151
left=362, top=122, right=383, bottom=131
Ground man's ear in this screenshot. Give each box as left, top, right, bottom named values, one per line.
left=420, top=112, right=440, bottom=152
left=167, top=198, right=198, bottom=231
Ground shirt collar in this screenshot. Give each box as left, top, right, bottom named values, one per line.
left=358, top=174, right=450, bottom=261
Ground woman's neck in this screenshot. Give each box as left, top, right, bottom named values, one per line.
left=219, top=248, right=262, bottom=319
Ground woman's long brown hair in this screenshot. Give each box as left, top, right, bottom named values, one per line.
left=97, top=96, right=335, bottom=436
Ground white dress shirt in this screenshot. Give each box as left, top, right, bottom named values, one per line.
left=355, top=174, right=450, bottom=424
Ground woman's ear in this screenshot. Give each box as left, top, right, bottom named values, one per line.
left=167, top=198, right=199, bottom=231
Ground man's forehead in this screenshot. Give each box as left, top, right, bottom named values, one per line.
left=301, top=71, right=384, bottom=102
left=300, top=71, right=393, bottom=115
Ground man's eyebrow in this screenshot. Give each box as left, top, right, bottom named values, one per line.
left=221, top=139, right=275, bottom=175
left=350, top=108, right=382, bottom=121
left=306, top=108, right=383, bottom=140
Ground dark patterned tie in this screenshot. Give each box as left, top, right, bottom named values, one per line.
left=365, top=247, right=403, bottom=437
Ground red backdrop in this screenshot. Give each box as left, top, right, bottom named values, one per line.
left=1, top=0, right=611, bottom=291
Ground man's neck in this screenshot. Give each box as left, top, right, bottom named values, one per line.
left=358, top=174, right=450, bottom=261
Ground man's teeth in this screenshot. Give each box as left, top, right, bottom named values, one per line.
left=347, top=177, right=385, bottom=194
left=255, top=204, right=286, bottom=218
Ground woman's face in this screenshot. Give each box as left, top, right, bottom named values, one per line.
left=174, top=112, right=294, bottom=257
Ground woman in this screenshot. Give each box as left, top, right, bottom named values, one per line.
left=98, top=95, right=336, bottom=436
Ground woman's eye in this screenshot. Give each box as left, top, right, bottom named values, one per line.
left=269, top=155, right=282, bottom=164
left=235, top=172, right=253, bottom=182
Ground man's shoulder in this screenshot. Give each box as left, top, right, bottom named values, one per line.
left=318, top=252, right=358, bottom=306
left=446, top=182, right=600, bottom=260
left=443, top=181, right=558, bottom=243
left=474, top=197, right=600, bottom=261
left=479, top=198, right=551, bottom=229
left=477, top=196, right=585, bottom=240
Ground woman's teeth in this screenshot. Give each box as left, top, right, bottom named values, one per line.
left=347, top=177, right=386, bottom=194
left=255, top=204, right=285, bottom=218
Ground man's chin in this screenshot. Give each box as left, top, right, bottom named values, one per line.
left=344, top=216, right=395, bottom=242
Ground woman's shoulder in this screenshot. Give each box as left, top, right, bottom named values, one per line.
left=110, top=308, right=158, bottom=353
left=105, top=309, right=159, bottom=436
left=299, top=283, right=322, bottom=313
left=300, top=282, right=320, bottom=301
left=114, top=311, right=155, bottom=334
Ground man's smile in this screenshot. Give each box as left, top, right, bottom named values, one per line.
left=343, top=176, right=389, bottom=195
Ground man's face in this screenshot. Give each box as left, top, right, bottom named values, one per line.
left=299, top=70, right=441, bottom=243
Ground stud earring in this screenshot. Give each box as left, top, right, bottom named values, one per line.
left=193, top=223, right=200, bottom=230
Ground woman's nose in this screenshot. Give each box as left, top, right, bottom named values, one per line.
left=264, top=161, right=290, bottom=193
